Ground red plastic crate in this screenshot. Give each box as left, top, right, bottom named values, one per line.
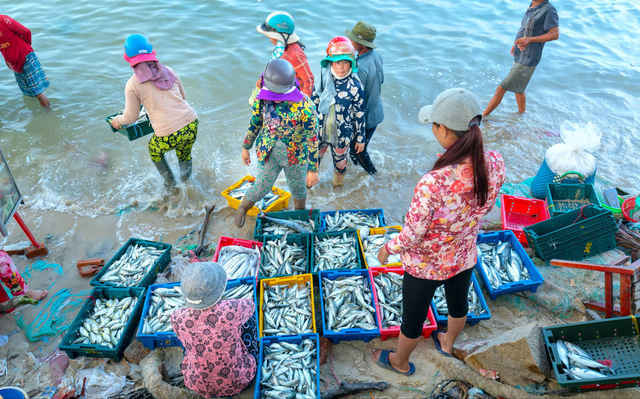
left=212, top=236, right=263, bottom=280
left=369, top=267, right=436, bottom=341
left=500, top=194, right=550, bottom=246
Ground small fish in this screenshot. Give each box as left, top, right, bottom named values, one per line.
left=217, top=245, right=260, bottom=279
left=313, top=233, right=358, bottom=272
left=476, top=241, right=530, bottom=289
left=259, top=338, right=317, bottom=398
left=361, top=229, right=401, bottom=267
left=324, top=211, right=381, bottom=232
left=229, top=180, right=280, bottom=211
left=260, top=233, right=307, bottom=278
left=373, top=272, right=431, bottom=329
left=71, top=295, right=139, bottom=348
left=322, top=275, right=377, bottom=332
left=433, top=283, right=485, bottom=317
left=262, top=281, right=313, bottom=336
left=98, top=244, right=164, bottom=287
left=259, top=211, right=313, bottom=234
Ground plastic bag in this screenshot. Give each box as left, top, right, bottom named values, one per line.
left=545, top=121, right=601, bottom=176
left=248, top=87, right=260, bottom=106
left=75, top=366, right=130, bottom=399
left=321, top=104, right=339, bottom=146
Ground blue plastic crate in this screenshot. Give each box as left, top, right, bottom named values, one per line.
left=431, top=273, right=491, bottom=326
left=318, top=269, right=380, bottom=343
left=320, top=209, right=386, bottom=232
left=254, top=333, right=321, bottom=399
left=137, top=277, right=257, bottom=350
left=309, top=230, right=362, bottom=275
left=475, top=230, right=544, bottom=300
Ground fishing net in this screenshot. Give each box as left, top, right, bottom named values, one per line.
left=425, top=379, right=496, bottom=399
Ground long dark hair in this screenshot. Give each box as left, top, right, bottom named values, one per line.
left=432, top=117, right=489, bottom=206
left=285, top=41, right=306, bottom=51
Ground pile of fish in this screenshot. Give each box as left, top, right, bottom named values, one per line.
left=555, top=340, right=617, bottom=380
left=70, top=296, right=139, bottom=348
left=217, top=245, right=261, bottom=279
left=360, top=227, right=401, bottom=267
left=477, top=241, right=530, bottom=290
left=373, top=272, right=432, bottom=329
left=433, top=283, right=486, bottom=317
left=228, top=180, right=280, bottom=211
left=112, top=106, right=149, bottom=126
left=262, top=282, right=313, bottom=336
left=141, top=284, right=254, bottom=335
left=322, top=275, right=377, bottom=332
left=98, top=244, right=164, bottom=287
left=259, top=338, right=317, bottom=399
left=324, top=211, right=381, bottom=232
left=313, top=233, right=358, bottom=272
left=260, top=213, right=314, bottom=236
left=261, top=234, right=307, bottom=277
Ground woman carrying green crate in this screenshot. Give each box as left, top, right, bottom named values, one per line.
left=235, top=58, right=320, bottom=228
left=110, top=34, right=198, bottom=192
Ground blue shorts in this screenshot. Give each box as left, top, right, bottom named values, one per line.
left=14, top=52, right=50, bottom=96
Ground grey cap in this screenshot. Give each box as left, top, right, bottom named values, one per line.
left=181, top=262, right=228, bottom=310
left=263, top=59, right=296, bottom=94
left=418, top=88, right=482, bottom=132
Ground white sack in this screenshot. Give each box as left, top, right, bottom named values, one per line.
left=545, top=121, right=601, bottom=177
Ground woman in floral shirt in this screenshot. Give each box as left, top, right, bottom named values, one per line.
left=372, top=88, right=506, bottom=375
left=312, top=37, right=365, bottom=187
left=236, top=59, right=320, bottom=227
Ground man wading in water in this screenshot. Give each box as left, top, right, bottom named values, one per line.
left=483, top=0, right=559, bottom=116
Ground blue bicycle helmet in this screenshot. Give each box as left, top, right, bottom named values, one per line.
left=124, top=34, right=153, bottom=58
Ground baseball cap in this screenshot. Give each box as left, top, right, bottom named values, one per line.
left=418, top=88, right=483, bottom=132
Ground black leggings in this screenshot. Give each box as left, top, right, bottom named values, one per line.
left=401, top=268, right=474, bottom=339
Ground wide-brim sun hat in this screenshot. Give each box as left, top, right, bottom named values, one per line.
left=320, top=54, right=358, bottom=73
left=123, top=50, right=159, bottom=67
left=321, top=38, right=358, bottom=72
left=257, top=11, right=300, bottom=44
left=181, top=262, right=228, bottom=310
left=418, top=88, right=483, bottom=132
left=345, top=21, right=377, bottom=49
left=256, top=58, right=304, bottom=102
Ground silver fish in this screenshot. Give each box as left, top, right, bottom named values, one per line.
left=477, top=241, right=530, bottom=289
left=433, top=283, right=486, bottom=317
left=259, top=211, right=313, bottom=234
left=324, top=211, right=381, bottom=232
left=313, top=233, right=358, bottom=272
left=361, top=228, right=401, bottom=267
left=260, top=233, right=307, bottom=278
left=259, top=338, right=317, bottom=399
left=262, top=282, right=313, bottom=336
left=322, top=275, right=377, bottom=332
left=373, top=272, right=432, bottom=329
left=99, top=244, right=164, bottom=287
left=71, top=296, right=138, bottom=348
left=555, top=340, right=617, bottom=379
left=229, top=180, right=280, bottom=211
left=217, top=245, right=260, bottom=279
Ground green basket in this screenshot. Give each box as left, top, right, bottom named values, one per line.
left=543, top=316, right=640, bottom=392
left=105, top=112, right=154, bottom=141
left=253, top=209, right=321, bottom=242
left=547, top=183, right=600, bottom=217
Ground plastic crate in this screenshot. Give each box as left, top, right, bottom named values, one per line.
left=319, top=269, right=380, bottom=343
left=259, top=274, right=316, bottom=338
left=500, top=194, right=550, bottom=245
left=136, top=278, right=257, bottom=350
left=357, top=225, right=403, bottom=268
left=523, top=205, right=618, bottom=261
left=221, top=175, right=291, bottom=218
left=309, top=230, right=362, bottom=275
left=90, top=238, right=172, bottom=288
left=546, top=183, right=599, bottom=217
left=254, top=333, right=321, bottom=399
left=321, top=208, right=386, bottom=232
left=105, top=111, right=154, bottom=141
left=259, top=234, right=310, bottom=279
left=543, top=317, right=640, bottom=392
left=431, top=273, right=491, bottom=326
left=59, top=286, right=146, bottom=360
left=475, top=230, right=544, bottom=300
left=369, top=267, right=437, bottom=341
left=212, top=236, right=263, bottom=280
left=253, top=209, right=321, bottom=241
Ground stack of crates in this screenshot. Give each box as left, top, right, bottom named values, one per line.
left=546, top=183, right=599, bottom=217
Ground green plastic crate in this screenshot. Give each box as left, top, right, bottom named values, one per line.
left=105, top=111, right=154, bottom=141
left=546, top=183, right=599, bottom=216
left=543, top=317, right=640, bottom=392
left=253, top=209, right=320, bottom=241
left=59, top=286, right=146, bottom=360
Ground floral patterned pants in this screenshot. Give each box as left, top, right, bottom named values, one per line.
left=148, top=119, right=198, bottom=162
left=318, top=138, right=350, bottom=174
left=0, top=251, right=28, bottom=296
left=246, top=141, right=307, bottom=202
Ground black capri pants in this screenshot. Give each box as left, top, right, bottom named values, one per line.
left=401, top=268, right=474, bottom=339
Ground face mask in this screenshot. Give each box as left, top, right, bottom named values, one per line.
left=330, top=66, right=352, bottom=79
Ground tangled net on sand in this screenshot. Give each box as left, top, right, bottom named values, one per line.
left=426, top=380, right=496, bottom=399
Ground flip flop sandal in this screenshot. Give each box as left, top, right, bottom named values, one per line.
left=431, top=329, right=454, bottom=358
left=374, top=349, right=415, bottom=376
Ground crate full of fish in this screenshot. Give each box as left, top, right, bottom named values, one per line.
left=310, top=231, right=362, bottom=274
left=369, top=267, right=437, bottom=341
left=476, top=230, right=544, bottom=300
left=254, top=333, right=320, bottom=399
left=212, top=236, right=262, bottom=280
left=430, top=273, right=491, bottom=326
left=253, top=209, right=321, bottom=241
left=259, top=274, right=316, bottom=338
left=106, top=105, right=154, bottom=141
left=500, top=194, right=550, bottom=245
left=321, top=209, right=386, bottom=232
left=523, top=205, right=618, bottom=261
left=90, top=238, right=171, bottom=289
left=319, top=269, right=380, bottom=343
left=221, top=175, right=291, bottom=218
left=137, top=277, right=257, bottom=350
left=357, top=225, right=403, bottom=268
left=59, top=286, right=146, bottom=360
left=546, top=183, right=599, bottom=217
left=260, top=233, right=309, bottom=279
left=543, top=316, right=640, bottom=392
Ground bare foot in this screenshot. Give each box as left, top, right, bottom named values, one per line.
left=25, top=289, right=48, bottom=301
left=438, top=331, right=453, bottom=354
left=371, top=349, right=410, bottom=373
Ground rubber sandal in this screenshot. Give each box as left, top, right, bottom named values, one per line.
left=374, top=349, right=415, bottom=376
left=431, top=329, right=453, bottom=358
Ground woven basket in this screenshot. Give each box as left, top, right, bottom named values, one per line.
left=531, top=159, right=596, bottom=199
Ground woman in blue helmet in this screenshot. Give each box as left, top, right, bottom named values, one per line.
left=111, top=34, right=198, bottom=192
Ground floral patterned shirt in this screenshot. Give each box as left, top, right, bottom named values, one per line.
left=171, top=299, right=257, bottom=398
left=243, top=97, right=320, bottom=172
left=386, top=151, right=506, bottom=280
left=311, top=73, right=366, bottom=144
